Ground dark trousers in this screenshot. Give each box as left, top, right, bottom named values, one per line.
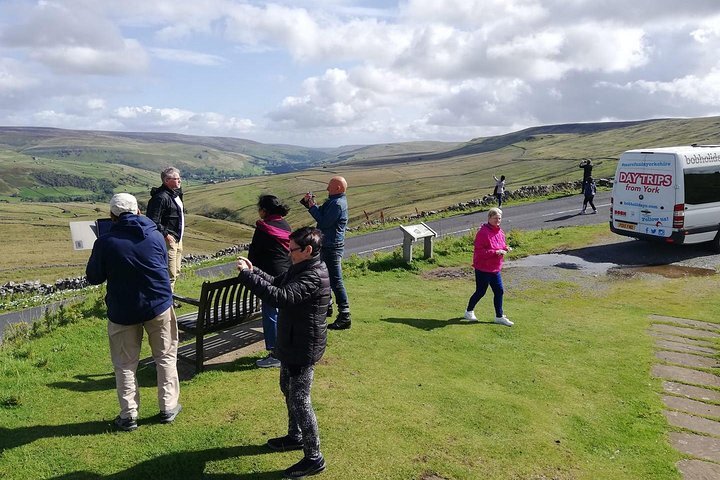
left=280, top=364, right=320, bottom=459
left=321, top=246, right=349, bottom=312
left=466, top=270, right=504, bottom=317
left=583, top=195, right=596, bottom=211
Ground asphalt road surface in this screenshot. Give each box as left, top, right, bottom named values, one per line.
left=346, top=191, right=612, bottom=256
left=195, top=191, right=611, bottom=278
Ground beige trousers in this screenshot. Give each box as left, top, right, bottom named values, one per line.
left=108, top=307, right=180, bottom=419
left=167, top=238, right=183, bottom=291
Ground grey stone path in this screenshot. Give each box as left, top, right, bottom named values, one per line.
left=649, top=314, right=720, bottom=479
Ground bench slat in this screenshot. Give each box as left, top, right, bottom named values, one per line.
left=175, top=275, right=260, bottom=372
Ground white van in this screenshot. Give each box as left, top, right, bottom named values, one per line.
left=610, top=145, right=720, bottom=250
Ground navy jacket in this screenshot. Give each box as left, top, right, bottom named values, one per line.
left=308, top=193, right=348, bottom=248
left=86, top=214, right=173, bottom=325
left=237, top=255, right=330, bottom=366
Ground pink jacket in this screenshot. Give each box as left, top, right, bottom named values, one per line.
left=472, top=223, right=507, bottom=273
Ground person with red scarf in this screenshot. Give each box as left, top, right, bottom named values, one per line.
left=248, top=195, right=292, bottom=368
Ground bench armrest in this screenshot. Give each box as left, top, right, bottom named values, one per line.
left=173, top=293, right=201, bottom=307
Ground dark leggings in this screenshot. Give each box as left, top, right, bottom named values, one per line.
left=583, top=195, right=596, bottom=211
left=466, top=270, right=504, bottom=317
left=280, top=364, right=320, bottom=459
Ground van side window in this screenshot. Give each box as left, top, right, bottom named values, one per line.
left=684, top=168, right=720, bottom=204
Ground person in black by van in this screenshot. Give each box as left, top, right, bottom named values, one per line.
left=581, top=177, right=597, bottom=214
left=579, top=159, right=593, bottom=189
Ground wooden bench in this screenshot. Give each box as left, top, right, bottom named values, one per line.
left=173, top=276, right=261, bottom=372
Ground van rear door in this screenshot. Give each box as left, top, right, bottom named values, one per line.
left=612, top=152, right=676, bottom=238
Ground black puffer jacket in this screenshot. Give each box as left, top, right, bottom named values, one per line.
left=238, top=255, right=330, bottom=366
left=146, top=185, right=183, bottom=241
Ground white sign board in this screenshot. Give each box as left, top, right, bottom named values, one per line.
left=69, top=219, right=112, bottom=250
left=399, top=223, right=437, bottom=241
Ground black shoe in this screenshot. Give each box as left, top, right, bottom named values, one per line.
left=284, top=455, right=325, bottom=478
left=159, top=404, right=182, bottom=424
left=113, top=415, right=138, bottom=432
left=267, top=435, right=304, bottom=452
left=327, top=312, right=351, bottom=330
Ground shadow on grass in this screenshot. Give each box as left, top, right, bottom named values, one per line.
left=47, top=365, right=159, bottom=392
left=0, top=420, right=111, bottom=453
left=46, top=445, right=281, bottom=479
left=382, top=317, right=495, bottom=331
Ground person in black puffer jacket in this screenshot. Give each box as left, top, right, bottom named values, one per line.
left=237, top=227, right=330, bottom=479
left=247, top=195, right=292, bottom=368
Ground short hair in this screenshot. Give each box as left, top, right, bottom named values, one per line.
left=161, top=167, right=180, bottom=181
left=290, top=227, right=323, bottom=253
left=488, top=207, right=503, bottom=219
left=258, top=194, right=290, bottom=216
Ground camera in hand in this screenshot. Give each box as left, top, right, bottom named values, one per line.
left=299, top=192, right=315, bottom=208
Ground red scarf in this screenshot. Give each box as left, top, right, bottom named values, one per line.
left=256, top=215, right=290, bottom=250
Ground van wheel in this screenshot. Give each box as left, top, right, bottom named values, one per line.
left=712, top=231, right=720, bottom=253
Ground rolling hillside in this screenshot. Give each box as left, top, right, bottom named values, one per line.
left=1, top=116, right=720, bottom=283
left=188, top=116, right=720, bottom=229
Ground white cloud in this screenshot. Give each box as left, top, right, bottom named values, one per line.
left=1, top=1, right=149, bottom=75
left=1, top=1, right=720, bottom=146
left=149, top=48, right=226, bottom=66
left=629, top=67, right=720, bottom=106
left=113, top=105, right=255, bottom=134
left=0, top=57, right=40, bottom=92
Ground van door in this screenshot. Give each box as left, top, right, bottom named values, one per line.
left=612, top=152, right=676, bottom=238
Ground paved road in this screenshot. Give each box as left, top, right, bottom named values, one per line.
left=197, top=191, right=611, bottom=278
left=347, top=191, right=612, bottom=256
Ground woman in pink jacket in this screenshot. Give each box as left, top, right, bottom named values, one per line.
left=464, top=208, right=513, bottom=326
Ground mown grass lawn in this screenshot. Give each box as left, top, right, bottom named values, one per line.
left=1, top=228, right=719, bottom=479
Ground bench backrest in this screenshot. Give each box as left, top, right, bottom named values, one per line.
left=196, top=276, right=260, bottom=333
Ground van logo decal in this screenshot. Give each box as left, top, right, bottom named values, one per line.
left=617, top=171, right=673, bottom=187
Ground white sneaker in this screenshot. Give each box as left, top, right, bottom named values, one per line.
left=494, top=315, right=514, bottom=327
left=463, top=311, right=478, bottom=322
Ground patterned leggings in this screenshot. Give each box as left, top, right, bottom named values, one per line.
left=280, top=364, right=321, bottom=459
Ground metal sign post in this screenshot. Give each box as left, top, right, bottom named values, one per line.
left=399, top=222, right=437, bottom=263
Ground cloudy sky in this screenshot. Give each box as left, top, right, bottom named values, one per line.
left=1, top=0, right=719, bottom=147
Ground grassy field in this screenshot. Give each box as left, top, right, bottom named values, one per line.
left=0, top=202, right=254, bottom=284
left=1, top=225, right=718, bottom=479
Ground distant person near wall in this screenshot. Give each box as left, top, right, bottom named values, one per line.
left=146, top=167, right=184, bottom=292
left=493, top=175, right=506, bottom=207
left=579, top=159, right=593, bottom=189
left=581, top=177, right=597, bottom=215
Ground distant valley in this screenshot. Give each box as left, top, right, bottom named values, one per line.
left=1, top=117, right=719, bottom=283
